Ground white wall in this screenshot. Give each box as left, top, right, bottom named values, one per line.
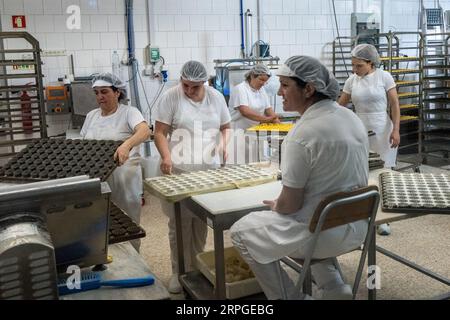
left=2, top=0, right=447, bottom=122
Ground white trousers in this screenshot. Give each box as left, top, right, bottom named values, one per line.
left=161, top=200, right=208, bottom=274
left=230, top=210, right=367, bottom=299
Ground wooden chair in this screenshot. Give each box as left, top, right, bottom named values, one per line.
left=276, top=185, right=380, bottom=299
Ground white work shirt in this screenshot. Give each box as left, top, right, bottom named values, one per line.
left=342, top=69, right=397, bottom=167
left=343, top=69, right=396, bottom=114
left=80, top=104, right=146, bottom=157
left=281, top=99, right=369, bottom=223
left=229, top=81, right=271, bottom=130
left=154, top=84, right=231, bottom=168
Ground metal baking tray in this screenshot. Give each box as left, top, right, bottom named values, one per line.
left=380, top=172, right=450, bottom=214
left=0, top=138, right=122, bottom=182
left=108, top=203, right=146, bottom=245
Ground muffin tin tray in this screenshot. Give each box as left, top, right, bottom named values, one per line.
left=108, top=202, right=146, bottom=244
left=0, top=138, right=122, bottom=182
left=144, top=164, right=278, bottom=202
left=380, top=172, right=450, bottom=214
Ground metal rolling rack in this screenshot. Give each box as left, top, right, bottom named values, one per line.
left=0, top=32, right=47, bottom=162
left=332, top=36, right=354, bottom=91
left=382, top=32, right=423, bottom=160
left=421, top=32, right=450, bottom=164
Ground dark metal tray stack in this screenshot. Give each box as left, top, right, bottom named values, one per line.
left=0, top=138, right=122, bottom=182
left=380, top=172, right=450, bottom=214
left=369, top=152, right=385, bottom=170
left=108, top=202, right=146, bottom=244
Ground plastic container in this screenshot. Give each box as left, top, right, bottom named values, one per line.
left=196, top=247, right=262, bottom=299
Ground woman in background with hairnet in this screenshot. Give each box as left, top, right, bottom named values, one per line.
left=80, top=73, right=151, bottom=251
left=231, top=56, right=369, bottom=300
left=153, top=60, right=231, bottom=293
left=229, top=64, right=279, bottom=163
left=338, top=43, right=400, bottom=236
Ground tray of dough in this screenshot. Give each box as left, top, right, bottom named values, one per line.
left=246, top=123, right=294, bottom=133
left=380, top=172, right=450, bottom=214
left=144, top=164, right=278, bottom=202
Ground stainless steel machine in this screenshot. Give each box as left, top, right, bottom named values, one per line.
left=0, top=176, right=111, bottom=300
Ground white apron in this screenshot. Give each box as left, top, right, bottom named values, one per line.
left=230, top=210, right=368, bottom=264
left=107, top=158, right=142, bottom=224
left=83, top=118, right=143, bottom=223
left=357, top=112, right=397, bottom=168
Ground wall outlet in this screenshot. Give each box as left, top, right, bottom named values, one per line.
left=42, top=50, right=67, bottom=57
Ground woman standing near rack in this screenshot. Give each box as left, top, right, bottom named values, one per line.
left=338, top=44, right=400, bottom=167
left=338, top=44, right=400, bottom=236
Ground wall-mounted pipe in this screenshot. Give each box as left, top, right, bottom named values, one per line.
left=244, top=9, right=253, bottom=58
left=240, top=0, right=245, bottom=58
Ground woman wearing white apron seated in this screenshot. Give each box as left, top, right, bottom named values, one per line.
left=231, top=56, right=370, bottom=300
left=338, top=44, right=401, bottom=236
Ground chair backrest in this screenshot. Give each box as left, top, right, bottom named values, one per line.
left=309, top=185, right=379, bottom=233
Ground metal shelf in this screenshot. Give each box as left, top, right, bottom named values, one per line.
left=0, top=31, right=47, bottom=159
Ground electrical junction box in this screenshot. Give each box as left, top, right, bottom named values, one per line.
left=149, top=46, right=160, bottom=63
left=46, top=83, right=70, bottom=114
left=351, top=13, right=380, bottom=45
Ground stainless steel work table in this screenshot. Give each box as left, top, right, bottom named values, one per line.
left=61, top=242, right=170, bottom=300
left=175, top=169, right=449, bottom=300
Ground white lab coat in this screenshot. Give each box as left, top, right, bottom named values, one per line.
left=343, top=69, right=398, bottom=167
left=230, top=100, right=370, bottom=299
left=229, top=81, right=272, bottom=164
left=80, top=104, right=146, bottom=224
left=154, top=84, right=231, bottom=272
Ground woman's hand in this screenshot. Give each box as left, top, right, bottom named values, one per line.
left=263, top=199, right=277, bottom=211
left=160, top=156, right=173, bottom=175
left=390, top=129, right=400, bottom=148
left=114, top=143, right=131, bottom=166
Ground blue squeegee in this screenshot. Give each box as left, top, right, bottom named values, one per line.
left=58, top=272, right=155, bottom=295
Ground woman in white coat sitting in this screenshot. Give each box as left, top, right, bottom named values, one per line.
left=338, top=44, right=400, bottom=236
left=80, top=73, right=151, bottom=251
left=231, top=56, right=370, bottom=300
left=229, top=64, right=279, bottom=164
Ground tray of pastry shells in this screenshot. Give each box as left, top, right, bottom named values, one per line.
left=144, top=164, right=278, bottom=202
left=380, top=172, right=450, bottom=214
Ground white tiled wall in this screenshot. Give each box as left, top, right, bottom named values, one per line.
left=0, top=0, right=145, bottom=85
left=2, top=0, right=450, bottom=123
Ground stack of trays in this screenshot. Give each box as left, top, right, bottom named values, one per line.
left=0, top=138, right=121, bottom=182
left=108, top=203, right=146, bottom=244
left=369, top=152, right=385, bottom=170
left=145, top=164, right=278, bottom=202
left=380, top=172, right=450, bottom=213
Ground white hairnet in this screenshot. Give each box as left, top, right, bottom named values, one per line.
left=92, top=72, right=126, bottom=89
left=276, top=56, right=340, bottom=100
left=92, top=72, right=127, bottom=100
left=180, top=60, right=208, bottom=82
left=351, top=44, right=381, bottom=67
left=245, top=64, right=271, bottom=79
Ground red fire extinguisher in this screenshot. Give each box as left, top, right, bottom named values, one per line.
left=21, top=88, right=33, bottom=133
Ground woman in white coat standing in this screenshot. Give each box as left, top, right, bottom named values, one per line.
left=80, top=73, right=151, bottom=250
left=229, top=64, right=279, bottom=163
left=231, top=56, right=370, bottom=300
left=153, top=61, right=231, bottom=293
left=338, top=44, right=400, bottom=235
